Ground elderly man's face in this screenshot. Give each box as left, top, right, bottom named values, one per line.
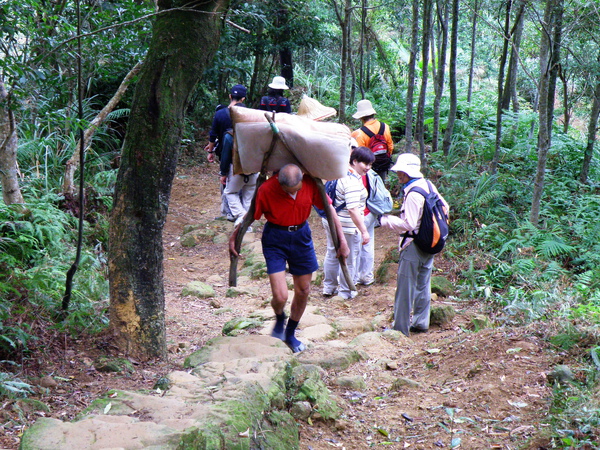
left=396, top=171, right=410, bottom=184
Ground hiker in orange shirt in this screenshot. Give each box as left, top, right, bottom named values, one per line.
left=351, top=99, right=394, bottom=182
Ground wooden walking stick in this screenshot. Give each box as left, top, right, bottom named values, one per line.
left=228, top=113, right=279, bottom=287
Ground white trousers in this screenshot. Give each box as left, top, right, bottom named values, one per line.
left=357, top=213, right=377, bottom=284
left=223, top=165, right=258, bottom=221
left=321, top=218, right=361, bottom=299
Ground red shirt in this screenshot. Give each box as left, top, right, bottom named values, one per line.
left=254, top=174, right=327, bottom=226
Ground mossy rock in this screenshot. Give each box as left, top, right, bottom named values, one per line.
left=430, top=276, right=454, bottom=297
left=94, top=357, right=134, bottom=374
left=180, top=228, right=217, bottom=247
left=547, top=365, right=575, bottom=385
left=182, top=223, right=203, bottom=234
left=222, top=317, right=263, bottom=336
left=430, top=305, right=456, bottom=326
left=335, top=376, right=367, bottom=391
left=470, top=314, right=493, bottom=331
left=288, top=364, right=340, bottom=420
left=181, top=281, right=215, bottom=298
left=375, top=247, right=400, bottom=283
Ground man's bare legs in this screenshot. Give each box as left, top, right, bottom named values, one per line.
left=269, top=271, right=312, bottom=352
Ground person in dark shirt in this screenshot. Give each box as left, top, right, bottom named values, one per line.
left=258, top=76, right=292, bottom=114
left=205, top=84, right=247, bottom=220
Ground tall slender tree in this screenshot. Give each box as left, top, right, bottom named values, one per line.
left=0, top=78, right=23, bottom=205
left=442, top=0, right=459, bottom=156
left=490, top=0, right=513, bottom=174
left=432, top=0, right=450, bottom=153
left=531, top=0, right=564, bottom=226
left=579, top=53, right=600, bottom=184
left=404, top=0, right=420, bottom=151
left=466, top=0, right=479, bottom=113
left=108, top=0, right=229, bottom=360
left=416, top=0, right=434, bottom=165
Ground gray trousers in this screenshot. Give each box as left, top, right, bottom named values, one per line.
left=393, top=241, right=433, bottom=336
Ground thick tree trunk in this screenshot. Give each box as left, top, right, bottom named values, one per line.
left=442, top=0, right=459, bottom=156
left=63, top=62, right=142, bottom=197
left=531, top=0, right=563, bottom=226
left=108, top=0, right=229, bottom=361
left=404, top=0, right=419, bottom=151
left=0, top=79, right=23, bottom=205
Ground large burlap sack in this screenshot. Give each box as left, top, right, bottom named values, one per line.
left=230, top=107, right=352, bottom=180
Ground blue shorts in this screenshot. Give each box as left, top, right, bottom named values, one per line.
left=262, top=222, right=319, bottom=276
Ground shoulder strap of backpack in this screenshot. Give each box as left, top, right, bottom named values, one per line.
left=361, top=125, right=375, bottom=138
left=378, top=122, right=385, bottom=135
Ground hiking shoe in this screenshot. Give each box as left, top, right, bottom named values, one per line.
left=340, top=291, right=358, bottom=300
left=409, top=326, right=428, bottom=334
left=271, top=328, right=285, bottom=340
left=322, top=288, right=338, bottom=297
left=284, top=336, right=306, bottom=353
left=358, top=279, right=375, bottom=286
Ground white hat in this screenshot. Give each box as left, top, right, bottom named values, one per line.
left=268, top=76, right=289, bottom=90
left=390, top=153, right=424, bottom=178
left=352, top=99, right=377, bottom=119
left=297, top=95, right=337, bottom=121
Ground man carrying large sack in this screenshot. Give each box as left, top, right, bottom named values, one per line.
left=230, top=164, right=349, bottom=353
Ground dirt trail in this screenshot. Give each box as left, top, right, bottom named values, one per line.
left=2, top=162, right=556, bottom=450
left=162, top=163, right=555, bottom=449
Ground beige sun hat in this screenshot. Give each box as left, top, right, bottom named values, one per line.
left=352, top=99, right=377, bottom=119
left=268, top=76, right=290, bottom=90
left=390, top=153, right=424, bottom=178
left=297, top=95, right=337, bottom=121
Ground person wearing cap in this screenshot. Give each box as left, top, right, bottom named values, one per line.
left=351, top=99, right=394, bottom=182
left=205, top=84, right=248, bottom=220
left=380, top=153, right=449, bottom=337
left=230, top=164, right=349, bottom=353
left=259, top=76, right=292, bottom=114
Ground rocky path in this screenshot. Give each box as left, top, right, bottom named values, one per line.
left=20, top=164, right=557, bottom=449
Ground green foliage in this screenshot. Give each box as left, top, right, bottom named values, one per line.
left=0, top=372, right=34, bottom=399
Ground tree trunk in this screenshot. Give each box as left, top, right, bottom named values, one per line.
left=416, top=0, right=433, bottom=165
left=277, top=5, right=293, bottom=87
left=63, top=62, right=142, bottom=197
left=432, top=0, right=449, bottom=153
left=490, top=0, right=512, bottom=174
left=330, top=0, right=351, bottom=122
left=358, top=0, right=367, bottom=98
left=531, top=0, right=563, bottom=226
left=466, top=0, right=478, bottom=113
left=580, top=61, right=600, bottom=184
left=501, top=1, right=525, bottom=112
left=108, top=0, right=229, bottom=361
left=442, top=0, right=459, bottom=156
left=404, top=0, right=420, bottom=151
left=0, top=78, right=23, bottom=205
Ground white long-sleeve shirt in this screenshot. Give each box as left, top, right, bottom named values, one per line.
left=380, top=178, right=448, bottom=249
